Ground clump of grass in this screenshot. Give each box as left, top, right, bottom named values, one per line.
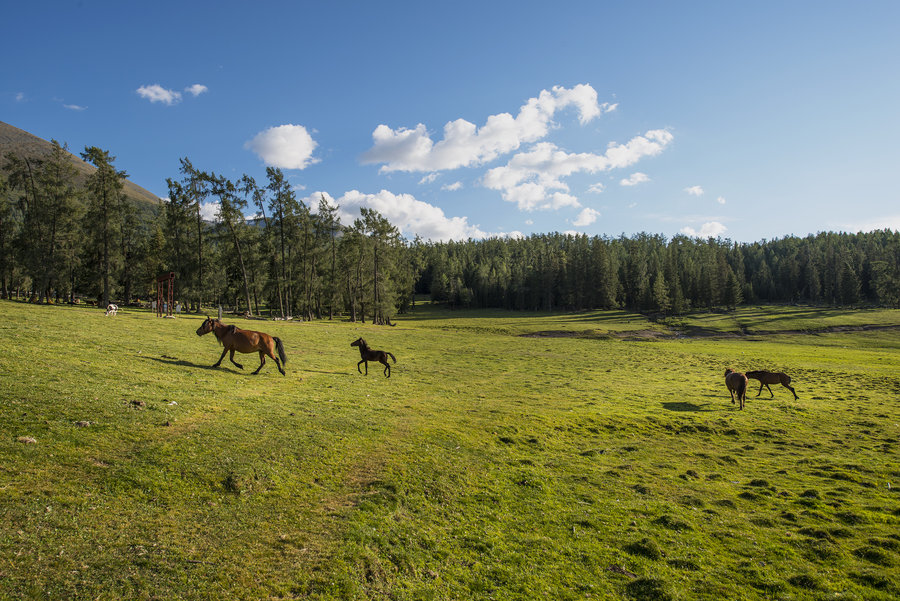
left=787, top=573, right=822, bottom=590
left=625, top=577, right=672, bottom=601
left=652, top=515, right=692, bottom=531
left=624, top=538, right=663, bottom=560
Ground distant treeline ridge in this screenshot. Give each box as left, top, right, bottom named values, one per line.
left=2, top=145, right=899, bottom=318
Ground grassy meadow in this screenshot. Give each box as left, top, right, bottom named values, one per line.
left=1, top=300, right=899, bottom=600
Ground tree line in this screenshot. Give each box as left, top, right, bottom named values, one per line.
left=415, top=230, right=900, bottom=311
left=3, top=144, right=900, bottom=320
left=1, top=146, right=413, bottom=323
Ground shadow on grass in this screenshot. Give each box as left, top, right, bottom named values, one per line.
left=662, top=401, right=716, bottom=412
left=137, top=355, right=233, bottom=372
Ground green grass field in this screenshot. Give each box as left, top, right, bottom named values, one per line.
left=1, top=301, right=898, bottom=600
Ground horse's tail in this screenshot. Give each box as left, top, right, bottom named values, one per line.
left=387, top=352, right=396, bottom=363
left=274, top=337, right=287, bottom=365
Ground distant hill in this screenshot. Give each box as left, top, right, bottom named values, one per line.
left=0, top=120, right=161, bottom=209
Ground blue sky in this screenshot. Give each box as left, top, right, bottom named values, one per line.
left=3, top=1, right=899, bottom=242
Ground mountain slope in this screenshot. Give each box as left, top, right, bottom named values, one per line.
left=0, top=120, right=161, bottom=208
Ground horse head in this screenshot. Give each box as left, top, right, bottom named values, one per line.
left=724, top=368, right=734, bottom=376
left=196, top=317, right=215, bottom=336
left=350, top=337, right=365, bottom=348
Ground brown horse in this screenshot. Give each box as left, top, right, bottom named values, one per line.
left=196, top=317, right=287, bottom=376
left=724, top=368, right=748, bottom=410
left=746, top=370, right=798, bottom=400
left=351, top=338, right=396, bottom=377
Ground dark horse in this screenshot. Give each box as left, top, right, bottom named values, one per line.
left=725, top=368, right=748, bottom=410
left=196, top=317, right=287, bottom=376
left=351, top=338, right=396, bottom=377
left=745, top=370, right=798, bottom=400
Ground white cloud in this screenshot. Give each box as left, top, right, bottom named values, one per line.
left=525, top=219, right=533, bottom=225
left=244, top=124, right=319, bottom=170
left=199, top=201, right=220, bottom=221
left=137, top=84, right=182, bottom=105
left=627, top=202, right=637, bottom=208
left=573, top=207, right=601, bottom=226
left=361, top=84, right=616, bottom=172
left=441, top=181, right=463, bottom=191
left=185, top=84, right=208, bottom=96
left=716, top=196, right=726, bottom=204
left=588, top=182, right=605, bottom=194
left=307, top=189, right=511, bottom=241
left=680, top=221, right=727, bottom=238
left=840, top=214, right=900, bottom=233
left=419, top=173, right=438, bottom=185
left=63, top=104, right=87, bottom=111
left=484, top=130, right=672, bottom=211
left=684, top=185, right=704, bottom=196
left=15, top=92, right=25, bottom=102
left=620, top=172, right=650, bottom=187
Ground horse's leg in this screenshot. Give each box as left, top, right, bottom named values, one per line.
left=253, top=351, right=266, bottom=375
left=755, top=382, right=764, bottom=397
left=265, top=347, right=285, bottom=376
left=213, top=347, right=228, bottom=368
left=729, top=388, right=735, bottom=404
left=357, top=359, right=365, bottom=374
left=229, top=349, right=244, bottom=370
left=765, top=384, right=774, bottom=398
left=785, top=384, right=798, bottom=400
left=382, top=359, right=390, bottom=377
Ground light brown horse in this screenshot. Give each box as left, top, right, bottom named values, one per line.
left=351, top=338, right=396, bottom=377
left=196, top=317, right=286, bottom=376
left=724, top=368, right=748, bottom=410
left=746, top=370, right=798, bottom=400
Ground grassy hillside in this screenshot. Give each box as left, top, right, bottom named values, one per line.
left=0, top=120, right=161, bottom=210
left=1, top=302, right=898, bottom=599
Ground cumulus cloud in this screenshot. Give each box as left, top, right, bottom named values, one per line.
left=185, top=84, right=208, bottom=96
left=573, top=207, right=601, bottom=227
left=137, top=84, right=182, bottom=105
left=684, top=185, right=704, bottom=196
left=15, top=92, right=26, bottom=102
left=620, top=172, right=650, bottom=187
left=588, top=182, right=606, bottom=194
left=245, top=124, right=319, bottom=170
left=199, top=201, right=220, bottom=221
left=63, top=104, right=87, bottom=111
left=362, top=84, right=616, bottom=172
left=680, top=221, right=727, bottom=238
left=419, top=173, right=438, bottom=185
left=716, top=196, right=726, bottom=204
left=484, top=130, right=672, bottom=211
left=441, top=181, right=463, bottom=191
left=307, top=189, right=512, bottom=242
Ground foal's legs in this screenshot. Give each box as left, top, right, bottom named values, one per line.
left=764, top=383, right=774, bottom=398
left=784, top=384, right=799, bottom=400
left=229, top=349, right=244, bottom=370
left=755, top=382, right=765, bottom=397
left=358, top=359, right=368, bottom=375
left=381, top=359, right=391, bottom=377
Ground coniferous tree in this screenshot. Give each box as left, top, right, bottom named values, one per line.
left=81, top=147, right=125, bottom=307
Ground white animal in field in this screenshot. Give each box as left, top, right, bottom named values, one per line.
left=105, top=303, right=118, bottom=316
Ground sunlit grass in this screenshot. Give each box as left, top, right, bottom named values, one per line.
left=1, top=300, right=899, bottom=599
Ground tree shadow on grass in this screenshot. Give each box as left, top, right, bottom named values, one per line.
left=662, top=401, right=717, bottom=412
